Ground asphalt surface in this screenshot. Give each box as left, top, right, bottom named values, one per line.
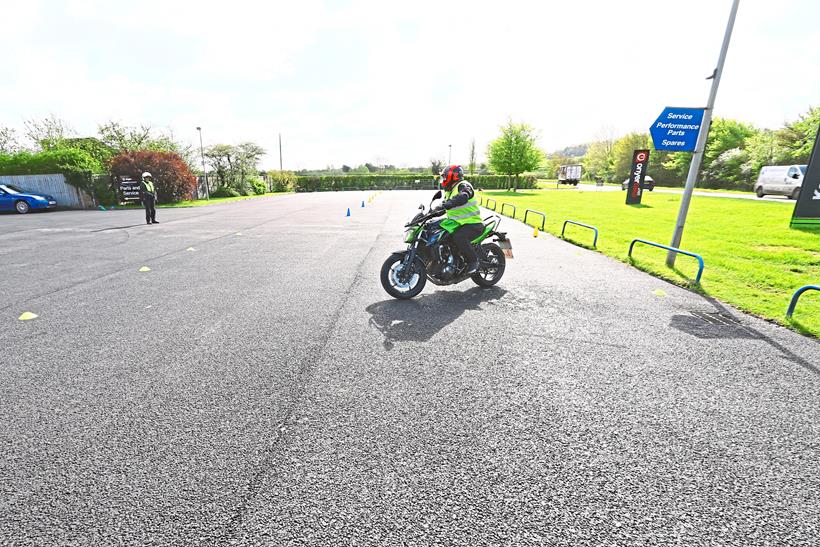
left=1, top=192, right=818, bottom=546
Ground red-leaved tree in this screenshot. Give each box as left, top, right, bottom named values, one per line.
left=110, top=150, right=197, bottom=202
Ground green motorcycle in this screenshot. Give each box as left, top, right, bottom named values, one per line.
left=380, top=190, right=511, bottom=299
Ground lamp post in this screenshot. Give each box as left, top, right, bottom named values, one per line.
left=448, top=144, right=452, bottom=165
left=196, top=126, right=209, bottom=200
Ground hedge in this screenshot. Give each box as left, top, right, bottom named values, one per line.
left=292, top=174, right=536, bottom=192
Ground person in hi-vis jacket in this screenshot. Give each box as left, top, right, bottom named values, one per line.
left=140, top=171, right=159, bottom=224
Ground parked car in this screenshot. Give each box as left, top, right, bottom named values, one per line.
left=558, top=164, right=582, bottom=186
left=0, top=184, right=58, bottom=214
left=754, top=165, right=806, bottom=199
left=621, top=176, right=655, bottom=191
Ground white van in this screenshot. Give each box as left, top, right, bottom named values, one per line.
left=754, top=165, right=807, bottom=199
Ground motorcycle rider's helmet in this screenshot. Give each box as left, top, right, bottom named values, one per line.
left=440, top=165, right=464, bottom=190
left=141, top=171, right=153, bottom=180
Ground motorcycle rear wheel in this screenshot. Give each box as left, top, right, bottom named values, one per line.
left=380, top=254, right=427, bottom=299
left=472, top=243, right=505, bottom=287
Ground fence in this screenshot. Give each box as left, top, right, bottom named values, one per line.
left=0, top=174, right=93, bottom=208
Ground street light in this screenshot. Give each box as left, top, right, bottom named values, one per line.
left=448, top=144, right=452, bottom=165
left=196, top=126, right=209, bottom=200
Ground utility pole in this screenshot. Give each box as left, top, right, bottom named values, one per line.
left=279, top=133, right=283, bottom=172
left=196, top=126, right=209, bottom=200
left=667, top=0, right=739, bottom=267
left=448, top=144, right=452, bottom=165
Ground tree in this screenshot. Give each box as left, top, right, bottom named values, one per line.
left=24, top=115, right=74, bottom=151
left=486, top=121, right=544, bottom=191
left=341, top=164, right=352, bottom=173
left=204, top=144, right=236, bottom=187
left=468, top=138, right=476, bottom=175
left=110, top=150, right=197, bottom=202
left=98, top=121, right=196, bottom=169
left=234, top=142, right=266, bottom=185
left=364, top=162, right=379, bottom=173
left=582, top=139, right=615, bottom=182
left=0, top=126, right=20, bottom=154
left=611, top=132, right=652, bottom=180
left=59, top=137, right=115, bottom=169
left=778, top=105, right=820, bottom=163
left=203, top=142, right=265, bottom=193
left=430, top=158, right=444, bottom=175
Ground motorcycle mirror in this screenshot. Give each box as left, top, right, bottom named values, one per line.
left=432, top=190, right=442, bottom=201
left=419, top=204, right=424, bottom=210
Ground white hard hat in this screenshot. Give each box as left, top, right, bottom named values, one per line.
left=142, top=171, right=152, bottom=179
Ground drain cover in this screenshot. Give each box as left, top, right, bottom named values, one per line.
left=689, top=311, right=742, bottom=326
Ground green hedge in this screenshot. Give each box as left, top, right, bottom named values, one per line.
left=292, top=174, right=536, bottom=192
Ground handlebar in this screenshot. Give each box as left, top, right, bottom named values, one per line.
left=404, top=208, right=445, bottom=227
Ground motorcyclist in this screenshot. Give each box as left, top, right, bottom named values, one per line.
left=434, top=165, right=483, bottom=274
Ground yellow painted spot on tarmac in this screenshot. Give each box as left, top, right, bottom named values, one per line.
left=533, top=227, right=538, bottom=238
left=139, top=266, right=151, bottom=272
left=236, top=232, right=243, bottom=236
left=653, top=289, right=667, bottom=297
left=186, top=247, right=196, bottom=251
left=18, top=312, right=38, bottom=321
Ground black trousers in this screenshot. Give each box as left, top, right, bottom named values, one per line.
left=452, top=223, right=484, bottom=266
left=143, top=195, right=156, bottom=223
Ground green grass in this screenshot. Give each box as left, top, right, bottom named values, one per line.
left=479, top=189, right=820, bottom=337
left=117, top=192, right=291, bottom=209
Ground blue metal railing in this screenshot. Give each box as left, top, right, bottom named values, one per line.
left=628, top=238, right=705, bottom=284
left=561, top=220, right=599, bottom=247
left=786, top=285, right=819, bottom=319
left=500, top=203, right=516, bottom=218
left=485, top=198, right=497, bottom=211
left=523, top=209, right=546, bottom=231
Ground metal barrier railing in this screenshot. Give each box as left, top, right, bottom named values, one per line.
left=523, top=209, right=545, bottom=231
left=485, top=198, right=497, bottom=211
left=500, top=203, right=516, bottom=218
left=561, top=220, right=599, bottom=247
left=786, top=285, right=819, bottom=319
left=478, top=196, right=483, bottom=206
left=628, top=238, right=705, bottom=284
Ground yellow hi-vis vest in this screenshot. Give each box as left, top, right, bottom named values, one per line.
left=445, top=181, right=482, bottom=225
left=143, top=179, right=155, bottom=196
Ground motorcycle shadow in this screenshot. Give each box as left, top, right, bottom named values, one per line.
left=365, top=286, right=507, bottom=350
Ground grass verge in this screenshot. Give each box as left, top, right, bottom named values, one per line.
left=479, top=189, right=820, bottom=337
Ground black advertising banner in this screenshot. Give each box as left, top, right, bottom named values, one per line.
left=117, top=175, right=142, bottom=202
left=626, top=149, right=650, bottom=205
left=790, top=125, right=820, bottom=228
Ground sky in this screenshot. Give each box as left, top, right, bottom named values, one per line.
left=2, top=0, right=819, bottom=170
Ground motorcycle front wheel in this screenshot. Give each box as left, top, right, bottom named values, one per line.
left=472, top=242, right=506, bottom=287
left=380, top=253, right=427, bottom=299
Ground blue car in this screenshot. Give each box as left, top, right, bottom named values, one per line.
left=0, top=184, right=58, bottom=214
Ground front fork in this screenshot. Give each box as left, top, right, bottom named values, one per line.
left=399, top=243, right=418, bottom=282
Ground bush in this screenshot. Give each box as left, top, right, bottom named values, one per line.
left=290, top=174, right=536, bottom=192
left=211, top=186, right=241, bottom=198
left=110, top=150, right=197, bottom=202
left=266, top=170, right=296, bottom=192
left=248, top=177, right=267, bottom=195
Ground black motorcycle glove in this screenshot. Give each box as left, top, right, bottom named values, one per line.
left=432, top=206, right=446, bottom=216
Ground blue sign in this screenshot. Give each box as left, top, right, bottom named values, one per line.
left=650, top=107, right=706, bottom=152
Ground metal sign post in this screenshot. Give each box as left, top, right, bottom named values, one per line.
left=666, top=0, right=740, bottom=267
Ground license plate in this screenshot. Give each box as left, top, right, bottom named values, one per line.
left=498, top=238, right=513, bottom=259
